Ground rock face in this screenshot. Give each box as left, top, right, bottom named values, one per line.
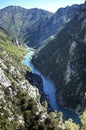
left=0, top=5, right=79, bottom=47
left=26, top=71, right=43, bottom=90
left=25, top=71, right=47, bottom=102
left=39, top=4, right=79, bottom=40
left=0, top=28, right=49, bottom=129
left=0, top=68, right=11, bottom=87
left=0, top=56, right=48, bottom=127
left=32, top=3, right=86, bottom=113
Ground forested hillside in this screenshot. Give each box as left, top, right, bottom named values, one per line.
left=0, top=2, right=86, bottom=130
left=0, top=27, right=82, bottom=130
left=32, top=2, right=86, bottom=114
left=0, top=5, right=79, bottom=47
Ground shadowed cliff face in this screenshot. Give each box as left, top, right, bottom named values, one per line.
left=0, top=5, right=79, bottom=47
left=32, top=3, right=86, bottom=113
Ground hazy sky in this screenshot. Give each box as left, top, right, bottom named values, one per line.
left=0, top=0, right=85, bottom=12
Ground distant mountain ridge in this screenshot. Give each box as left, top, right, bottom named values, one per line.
left=0, top=4, right=79, bottom=47
left=0, top=6, right=53, bottom=46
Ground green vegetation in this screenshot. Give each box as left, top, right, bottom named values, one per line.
left=32, top=3, right=86, bottom=111
left=0, top=25, right=82, bottom=130
left=0, top=6, right=52, bottom=47
left=0, top=28, right=28, bottom=60
left=0, top=5, right=79, bottom=48
left=80, top=109, right=86, bottom=130
left=0, top=3, right=86, bottom=130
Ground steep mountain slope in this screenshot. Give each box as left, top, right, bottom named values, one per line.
left=0, top=5, right=79, bottom=48
left=23, top=4, right=79, bottom=47
left=32, top=3, right=86, bottom=113
left=39, top=4, right=79, bottom=40
left=0, top=28, right=81, bottom=130
left=0, top=28, right=48, bottom=129
left=0, top=6, right=53, bottom=47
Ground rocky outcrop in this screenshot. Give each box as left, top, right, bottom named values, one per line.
left=0, top=27, right=53, bottom=129
left=26, top=71, right=43, bottom=91
left=0, top=68, right=11, bottom=87
left=0, top=47, right=48, bottom=129
left=25, top=71, right=47, bottom=102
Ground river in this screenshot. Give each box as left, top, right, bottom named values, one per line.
left=23, top=50, right=81, bottom=124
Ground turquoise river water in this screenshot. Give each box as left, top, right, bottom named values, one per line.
left=23, top=51, right=81, bottom=124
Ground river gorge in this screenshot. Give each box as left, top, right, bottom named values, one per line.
left=23, top=50, right=81, bottom=125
